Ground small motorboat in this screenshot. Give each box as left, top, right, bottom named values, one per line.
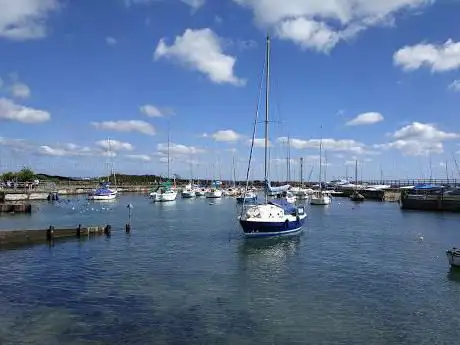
left=446, top=248, right=460, bottom=267
left=310, top=190, right=331, bottom=205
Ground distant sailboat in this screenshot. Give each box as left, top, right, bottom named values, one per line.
left=350, top=160, right=364, bottom=202
left=88, top=137, right=118, bottom=201
left=182, top=161, right=196, bottom=198
left=239, top=35, right=306, bottom=238
left=310, top=131, right=331, bottom=206
left=153, top=126, right=177, bottom=202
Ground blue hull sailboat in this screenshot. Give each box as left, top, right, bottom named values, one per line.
left=239, top=35, right=306, bottom=238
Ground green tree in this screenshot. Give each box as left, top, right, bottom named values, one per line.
left=1, top=171, right=17, bottom=182
left=17, top=167, right=35, bottom=182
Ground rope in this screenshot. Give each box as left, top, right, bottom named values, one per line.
left=241, top=51, right=266, bottom=217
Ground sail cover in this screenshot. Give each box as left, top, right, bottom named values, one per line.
left=265, top=180, right=290, bottom=194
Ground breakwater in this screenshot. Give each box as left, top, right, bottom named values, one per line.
left=0, top=224, right=111, bottom=249
left=0, top=185, right=151, bottom=201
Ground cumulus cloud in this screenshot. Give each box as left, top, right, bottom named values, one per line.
left=375, top=122, right=459, bottom=155
left=0, top=0, right=60, bottom=40
left=140, top=104, right=173, bottom=117
left=154, top=28, right=245, bottom=86
left=105, top=36, right=117, bottom=46
left=250, top=138, right=270, bottom=148
left=180, top=0, right=205, bottom=10
left=233, top=0, right=433, bottom=52
left=0, top=98, right=50, bottom=123
left=125, top=0, right=205, bottom=10
left=10, top=82, right=31, bottom=99
left=448, top=80, right=460, bottom=92
left=91, top=120, right=156, bottom=135
left=394, top=39, right=460, bottom=72
left=38, top=143, right=93, bottom=157
left=125, top=154, right=151, bottom=161
left=277, top=136, right=368, bottom=154
left=156, top=143, right=204, bottom=155
left=346, top=112, right=384, bottom=126
left=95, top=140, right=134, bottom=152
left=211, top=129, right=241, bottom=142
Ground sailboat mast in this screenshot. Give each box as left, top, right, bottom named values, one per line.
left=319, top=138, right=322, bottom=191
left=107, top=137, right=112, bottom=182
left=300, top=157, right=304, bottom=187
left=167, top=125, right=170, bottom=180
left=446, top=160, right=449, bottom=184
left=264, top=35, right=270, bottom=204
left=232, top=153, right=236, bottom=187
left=355, top=160, right=358, bottom=189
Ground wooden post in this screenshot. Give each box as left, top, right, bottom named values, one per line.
left=126, top=203, right=133, bottom=233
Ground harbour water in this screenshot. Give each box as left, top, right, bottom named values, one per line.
left=1, top=194, right=460, bottom=344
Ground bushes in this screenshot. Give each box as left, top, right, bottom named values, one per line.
left=1, top=168, right=36, bottom=182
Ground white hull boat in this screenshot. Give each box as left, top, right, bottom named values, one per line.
left=310, top=191, right=331, bottom=205
left=88, top=193, right=117, bottom=201
left=285, top=191, right=296, bottom=204
left=195, top=189, right=206, bottom=197
left=205, top=189, right=222, bottom=198
left=155, top=190, right=177, bottom=202
left=182, top=190, right=196, bottom=198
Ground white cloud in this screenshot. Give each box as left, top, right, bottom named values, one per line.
left=38, top=143, right=93, bottom=157
left=154, top=28, right=245, bottom=86
left=277, top=136, right=368, bottom=154
left=250, top=138, right=270, bottom=148
left=375, top=122, right=459, bottom=156
left=0, top=136, right=32, bottom=150
left=95, top=140, right=134, bottom=152
left=234, top=0, right=432, bottom=52
left=125, top=0, right=204, bottom=9
left=275, top=17, right=340, bottom=53
left=211, top=129, right=241, bottom=142
left=105, top=36, right=117, bottom=46
left=346, top=112, right=384, bottom=126
left=0, top=0, right=60, bottom=40
left=157, top=143, right=204, bottom=155
left=91, top=120, right=156, bottom=135
left=214, top=15, right=223, bottom=24
left=125, top=154, right=151, bottom=162
left=180, top=0, right=205, bottom=10
left=10, top=82, right=31, bottom=99
left=0, top=98, right=50, bottom=123
left=271, top=158, right=298, bottom=166
left=448, top=80, right=460, bottom=92
left=140, top=104, right=173, bottom=117
left=394, top=39, right=460, bottom=72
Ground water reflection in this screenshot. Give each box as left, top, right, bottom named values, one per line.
left=238, top=237, right=301, bottom=272
left=447, top=266, right=460, bottom=282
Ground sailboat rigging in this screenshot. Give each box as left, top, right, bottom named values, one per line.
left=239, top=35, right=306, bottom=238
left=310, top=129, right=331, bottom=205
left=88, top=137, right=118, bottom=201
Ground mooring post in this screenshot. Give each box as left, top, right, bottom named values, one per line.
left=76, top=224, right=82, bottom=238
left=104, top=224, right=112, bottom=237
left=47, top=225, right=55, bottom=246
left=126, top=203, right=133, bottom=233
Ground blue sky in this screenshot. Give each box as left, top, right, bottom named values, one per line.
left=1, top=0, right=460, bottom=181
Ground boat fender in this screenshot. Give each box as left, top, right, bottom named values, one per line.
left=296, top=215, right=300, bottom=222
left=285, top=219, right=289, bottom=229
